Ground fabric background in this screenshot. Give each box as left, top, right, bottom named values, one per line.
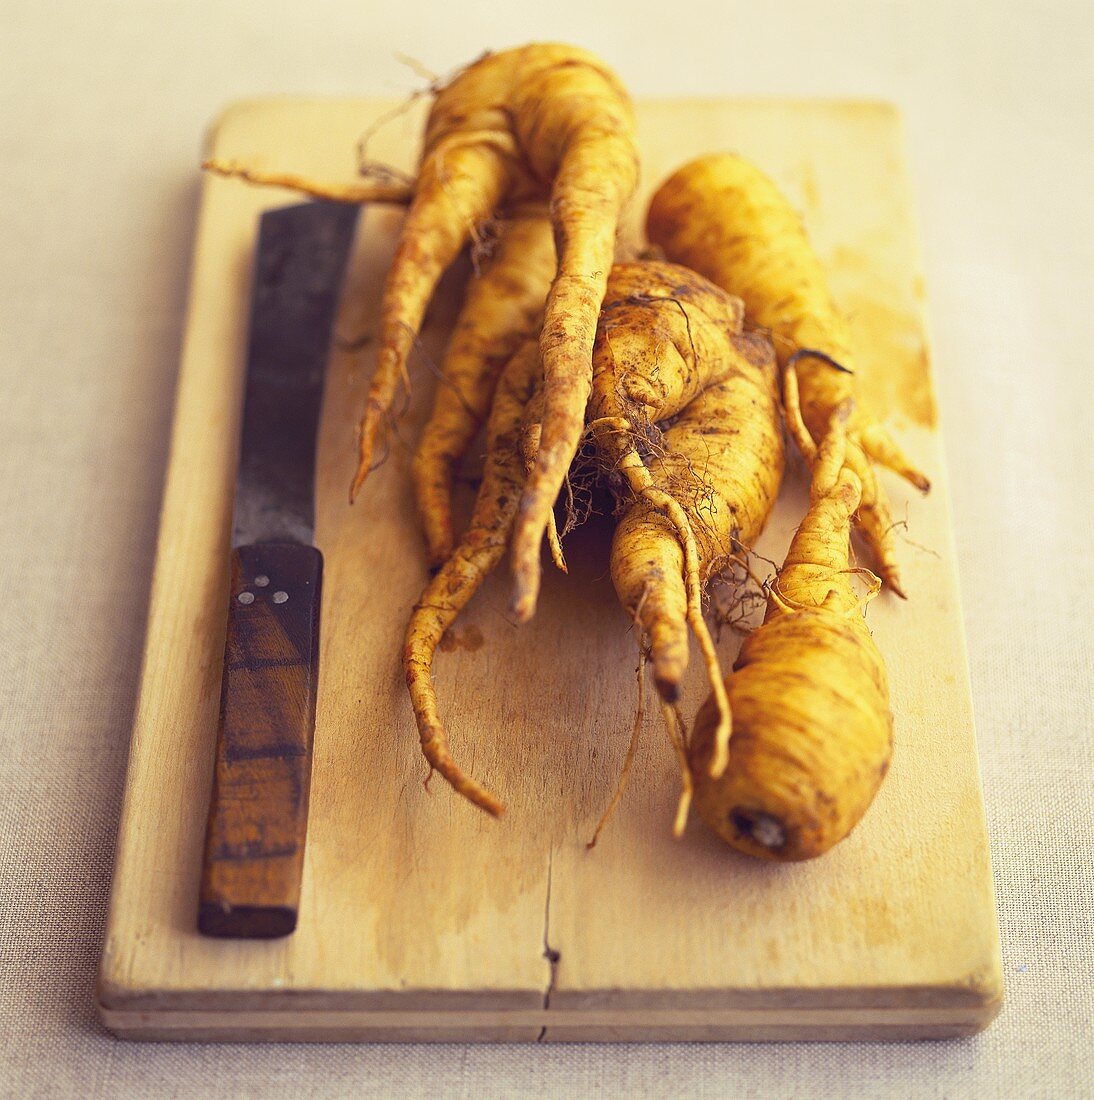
left=1, top=1, right=1091, bottom=1096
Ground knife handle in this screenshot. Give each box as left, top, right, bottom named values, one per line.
left=198, top=543, right=322, bottom=938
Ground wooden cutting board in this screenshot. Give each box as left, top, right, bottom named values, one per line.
left=97, top=97, right=1002, bottom=1042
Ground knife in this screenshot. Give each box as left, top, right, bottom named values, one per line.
left=198, top=200, right=358, bottom=938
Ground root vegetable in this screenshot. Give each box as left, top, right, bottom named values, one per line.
left=688, top=413, right=893, bottom=860
left=402, top=339, right=541, bottom=817
left=206, top=43, right=638, bottom=524
left=412, top=205, right=555, bottom=566
left=646, top=153, right=928, bottom=595
left=585, top=262, right=784, bottom=777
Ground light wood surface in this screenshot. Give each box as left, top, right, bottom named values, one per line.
left=97, top=97, right=1002, bottom=1041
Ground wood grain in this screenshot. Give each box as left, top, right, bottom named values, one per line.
left=199, top=543, right=322, bottom=938
left=97, top=97, right=1002, bottom=1041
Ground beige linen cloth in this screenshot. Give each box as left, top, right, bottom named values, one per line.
left=1, top=1, right=1091, bottom=1096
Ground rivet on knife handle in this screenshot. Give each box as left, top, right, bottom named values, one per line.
left=199, top=543, right=322, bottom=938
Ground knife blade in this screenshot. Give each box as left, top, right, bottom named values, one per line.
left=198, top=200, right=358, bottom=939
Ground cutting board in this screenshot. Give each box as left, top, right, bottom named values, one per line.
left=97, top=97, right=1002, bottom=1041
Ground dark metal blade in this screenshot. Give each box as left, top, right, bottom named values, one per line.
left=231, top=201, right=359, bottom=547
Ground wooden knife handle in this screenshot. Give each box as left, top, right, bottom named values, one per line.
left=198, top=542, right=322, bottom=938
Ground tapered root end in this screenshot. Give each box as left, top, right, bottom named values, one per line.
left=476, top=794, right=506, bottom=819
left=672, top=789, right=692, bottom=838
left=421, top=526, right=454, bottom=573
left=511, top=593, right=537, bottom=624
left=546, top=514, right=568, bottom=574
left=417, top=710, right=505, bottom=817
left=411, top=447, right=459, bottom=569
left=885, top=572, right=908, bottom=600
left=885, top=449, right=930, bottom=495
left=698, top=671, right=732, bottom=778
left=350, top=432, right=377, bottom=504
left=546, top=542, right=568, bottom=574
left=648, top=633, right=686, bottom=704
left=510, top=566, right=541, bottom=624
left=706, top=728, right=730, bottom=778
left=429, top=759, right=506, bottom=818
left=510, top=480, right=560, bottom=623
left=457, top=789, right=505, bottom=818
